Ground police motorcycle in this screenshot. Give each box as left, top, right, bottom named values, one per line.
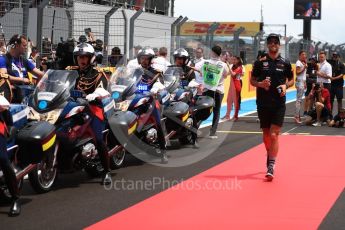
left=0, top=94, right=58, bottom=197
left=158, top=67, right=196, bottom=146
left=28, top=69, right=122, bottom=179
left=109, top=67, right=175, bottom=161
left=165, top=66, right=214, bottom=145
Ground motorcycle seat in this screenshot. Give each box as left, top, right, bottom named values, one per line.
left=76, top=98, right=89, bottom=107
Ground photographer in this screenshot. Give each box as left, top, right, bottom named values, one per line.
left=307, top=83, right=331, bottom=127
left=304, top=56, right=318, bottom=115
left=85, top=28, right=95, bottom=44
left=94, top=39, right=103, bottom=66
left=56, top=37, right=75, bottom=70
left=329, top=108, right=345, bottom=128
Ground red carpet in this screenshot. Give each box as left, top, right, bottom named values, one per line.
left=86, top=136, right=345, bottom=230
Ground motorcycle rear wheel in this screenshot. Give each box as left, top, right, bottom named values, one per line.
left=110, top=148, right=126, bottom=169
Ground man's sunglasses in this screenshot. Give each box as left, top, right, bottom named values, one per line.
left=267, top=40, right=280, bottom=45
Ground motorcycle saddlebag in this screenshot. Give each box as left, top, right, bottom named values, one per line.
left=108, top=111, right=137, bottom=144
left=163, top=101, right=189, bottom=118
left=16, top=121, right=56, bottom=165
left=194, top=96, right=214, bottom=121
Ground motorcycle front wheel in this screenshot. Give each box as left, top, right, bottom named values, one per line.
left=28, top=144, right=58, bottom=194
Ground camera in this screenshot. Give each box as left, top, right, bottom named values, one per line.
left=84, top=28, right=91, bottom=35
left=314, top=83, right=320, bottom=91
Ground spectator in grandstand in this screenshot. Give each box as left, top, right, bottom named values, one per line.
left=152, top=47, right=171, bottom=72
left=329, top=52, right=344, bottom=115
left=294, top=50, right=308, bottom=124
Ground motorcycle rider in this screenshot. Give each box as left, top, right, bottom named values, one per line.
left=0, top=79, right=20, bottom=216
left=172, top=48, right=196, bottom=86
left=172, top=48, right=201, bottom=147
left=67, top=43, right=111, bottom=185
left=137, top=47, right=168, bottom=164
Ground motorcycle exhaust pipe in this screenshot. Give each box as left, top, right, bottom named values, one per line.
left=16, top=164, right=37, bottom=181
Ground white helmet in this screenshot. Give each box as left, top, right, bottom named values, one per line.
left=73, top=43, right=95, bottom=64
left=173, top=48, right=190, bottom=65
left=137, top=47, right=155, bottom=63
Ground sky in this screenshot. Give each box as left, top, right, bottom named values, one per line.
left=175, top=0, right=345, bottom=45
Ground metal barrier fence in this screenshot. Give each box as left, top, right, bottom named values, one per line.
left=177, top=21, right=345, bottom=64
left=0, top=0, right=175, bottom=66
left=0, top=0, right=344, bottom=67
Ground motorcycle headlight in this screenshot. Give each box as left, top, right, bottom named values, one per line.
left=115, top=100, right=131, bottom=112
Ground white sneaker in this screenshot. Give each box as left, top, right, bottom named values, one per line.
left=208, top=134, right=218, bottom=139
left=312, top=122, right=322, bottom=127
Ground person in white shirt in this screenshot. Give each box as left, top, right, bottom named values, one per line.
left=194, top=47, right=204, bottom=65
left=151, top=47, right=171, bottom=72
left=197, top=45, right=229, bottom=139
left=193, top=47, right=205, bottom=85
left=317, top=51, right=332, bottom=92
left=127, top=45, right=142, bottom=70
left=127, top=58, right=140, bottom=70
left=294, top=50, right=308, bottom=123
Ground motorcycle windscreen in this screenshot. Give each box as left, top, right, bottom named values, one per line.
left=109, top=67, right=143, bottom=102
left=163, top=66, right=182, bottom=93
left=32, top=70, right=78, bottom=112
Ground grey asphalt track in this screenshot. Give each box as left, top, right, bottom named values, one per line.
left=1, top=96, right=344, bottom=230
